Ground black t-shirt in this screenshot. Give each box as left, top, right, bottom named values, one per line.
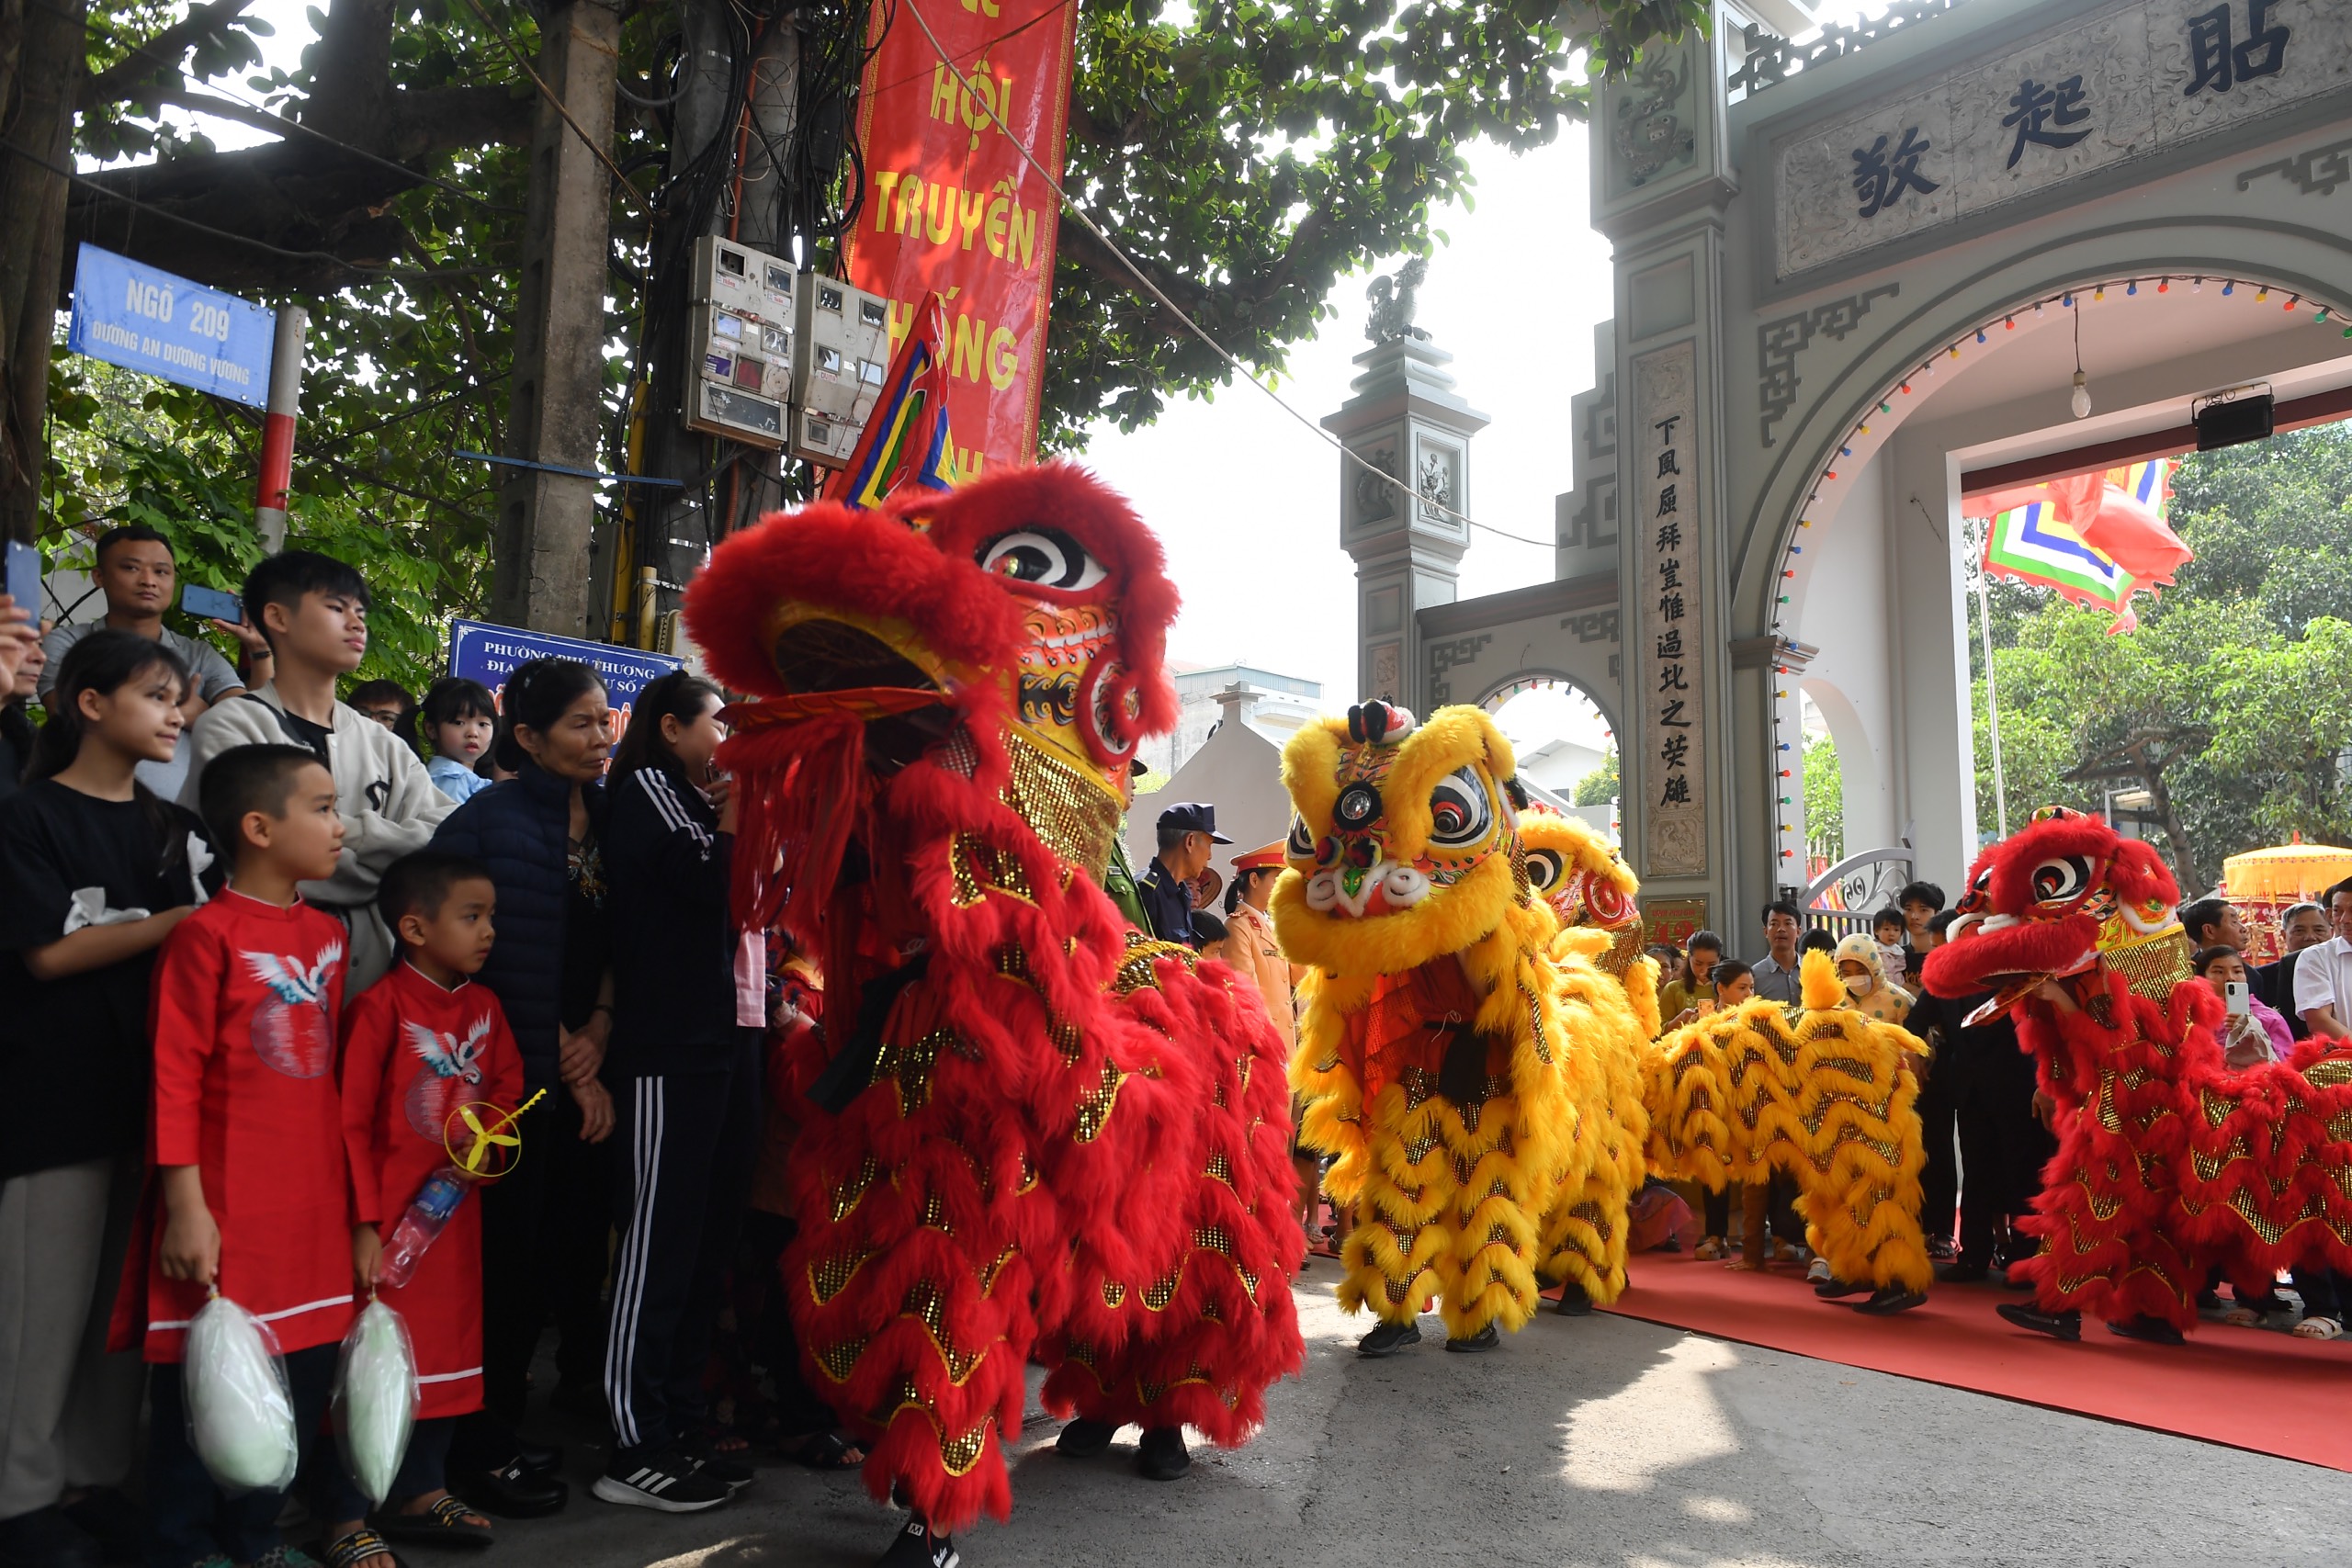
left=277, top=707, right=333, bottom=765
left=0, top=781, right=220, bottom=1178
left=560, top=829, right=611, bottom=1033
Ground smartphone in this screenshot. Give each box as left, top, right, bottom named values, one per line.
left=2, top=538, right=37, bottom=615
left=2224, top=980, right=2250, bottom=1018
left=181, top=582, right=243, bottom=623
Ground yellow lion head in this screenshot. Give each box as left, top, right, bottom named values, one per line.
left=1272, top=701, right=1533, bottom=976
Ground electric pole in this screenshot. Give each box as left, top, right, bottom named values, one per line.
left=490, top=0, right=624, bottom=636
left=626, top=0, right=797, bottom=648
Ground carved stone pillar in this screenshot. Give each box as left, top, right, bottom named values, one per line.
left=1325, top=286, right=1489, bottom=712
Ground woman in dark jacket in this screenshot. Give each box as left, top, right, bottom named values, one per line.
left=590, top=671, right=765, bottom=1510
left=430, top=658, right=615, bottom=1517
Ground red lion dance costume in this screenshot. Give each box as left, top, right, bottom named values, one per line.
left=1924, top=806, right=2352, bottom=1343
left=683, top=465, right=1303, bottom=1566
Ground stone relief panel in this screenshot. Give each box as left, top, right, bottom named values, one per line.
left=1427, top=634, right=1494, bottom=705
left=1772, top=0, right=2352, bottom=279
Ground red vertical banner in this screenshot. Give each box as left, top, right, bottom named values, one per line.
left=841, top=0, right=1078, bottom=477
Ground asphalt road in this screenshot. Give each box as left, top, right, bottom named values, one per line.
left=485, top=1257, right=2352, bottom=1568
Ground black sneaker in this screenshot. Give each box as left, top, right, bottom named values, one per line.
left=1553, top=1281, right=1592, bottom=1316
left=1853, top=1286, right=1928, bottom=1314
left=1444, top=1324, right=1500, bottom=1353
left=691, top=1451, right=755, bottom=1493
left=592, top=1451, right=733, bottom=1512
left=1136, top=1426, right=1190, bottom=1481
left=875, top=1518, right=959, bottom=1568
left=1357, top=1320, right=1421, bottom=1357
left=1055, top=1417, right=1117, bottom=1457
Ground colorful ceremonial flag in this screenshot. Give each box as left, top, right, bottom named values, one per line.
left=821, top=294, right=964, bottom=509
left=2075, top=459, right=2192, bottom=590
left=1984, top=500, right=2137, bottom=609
left=1973, top=457, right=2191, bottom=633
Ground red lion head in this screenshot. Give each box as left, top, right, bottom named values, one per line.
left=681, top=463, right=1180, bottom=937
left=1923, top=806, right=2180, bottom=1007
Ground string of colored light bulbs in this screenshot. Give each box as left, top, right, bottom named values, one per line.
left=1762, top=273, right=2349, bottom=869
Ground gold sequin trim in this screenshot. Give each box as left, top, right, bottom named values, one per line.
left=874, top=1028, right=962, bottom=1114
left=1114, top=932, right=1197, bottom=996
left=1141, top=1270, right=1182, bottom=1311
left=811, top=1337, right=866, bottom=1382
left=1001, top=728, right=1121, bottom=880
left=901, top=1280, right=983, bottom=1383
left=1075, top=1059, right=1125, bottom=1143
left=1205, top=1153, right=1234, bottom=1185
left=1101, top=1279, right=1127, bottom=1308
left=981, top=1245, right=1018, bottom=1293
left=809, top=1248, right=876, bottom=1304
left=2306, top=1055, right=2352, bottom=1089
left=830, top=1155, right=884, bottom=1223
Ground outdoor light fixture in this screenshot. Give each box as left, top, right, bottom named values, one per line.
left=2070, top=306, right=2092, bottom=419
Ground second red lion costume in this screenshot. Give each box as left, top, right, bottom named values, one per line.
left=682, top=465, right=1302, bottom=1555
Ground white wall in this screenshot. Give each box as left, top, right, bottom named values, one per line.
left=1791, top=445, right=1897, bottom=855
left=1125, top=719, right=1295, bottom=893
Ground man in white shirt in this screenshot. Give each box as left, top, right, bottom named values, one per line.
left=1748, top=900, right=1804, bottom=1004
left=2291, top=879, right=2352, bottom=1040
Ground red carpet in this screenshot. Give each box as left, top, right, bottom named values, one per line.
left=1582, top=1253, right=2352, bottom=1471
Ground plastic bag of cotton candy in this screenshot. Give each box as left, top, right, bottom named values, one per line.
left=333, top=1299, right=420, bottom=1506
left=183, top=1295, right=300, bottom=1495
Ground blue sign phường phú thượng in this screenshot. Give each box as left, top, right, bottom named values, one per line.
left=67, top=244, right=276, bottom=408
left=447, top=620, right=684, bottom=739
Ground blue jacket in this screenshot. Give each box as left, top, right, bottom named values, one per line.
left=430, top=761, right=608, bottom=1088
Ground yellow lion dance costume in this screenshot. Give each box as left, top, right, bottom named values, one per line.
left=1274, top=701, right=1647, bottom=1351
left=1644, top=949, right=1933, bottom=1311
left=1521, top=807, right=1661, bottom=1312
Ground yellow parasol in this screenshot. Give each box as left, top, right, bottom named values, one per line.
left=2222, top=837, right=2352, bottom=901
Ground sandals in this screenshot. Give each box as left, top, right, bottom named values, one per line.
left=2293, top=1314, right=2344, bottom=1340
left=372, top=1495, right=493, bottom=1550
left=321, top=1528, right=408, bottom=1568
left=786, top=1431, right=869, bottom=1471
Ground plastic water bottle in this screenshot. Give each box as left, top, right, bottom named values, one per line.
left=377, top=1165, right=469, bottom=1289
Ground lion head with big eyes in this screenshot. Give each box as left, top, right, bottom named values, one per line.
left=1923, top=805, right=2182, bottom=1004
left=1271, top=701, right=1535, bottom=975
left=684, top=461, right=1179, bottom=796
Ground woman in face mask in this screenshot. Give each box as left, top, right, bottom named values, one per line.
left=1832, top=932, right=1915, bottom=1026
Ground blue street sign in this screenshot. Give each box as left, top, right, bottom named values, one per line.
left=66, top=243, right=276, bottom=408
left=447, top=619, right=684, bottom=735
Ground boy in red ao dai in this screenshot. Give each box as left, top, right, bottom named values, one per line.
left=338, top=851, right=520, bottom=1545
left=134, top=744, right=393, bottom=1568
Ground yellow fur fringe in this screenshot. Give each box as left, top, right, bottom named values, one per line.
left=1641, top=951, right=1933, bottom=1292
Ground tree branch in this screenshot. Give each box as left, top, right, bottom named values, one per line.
left=79, top=0, right=254, bottom=110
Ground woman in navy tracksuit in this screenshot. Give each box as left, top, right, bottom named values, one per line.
left=593, top=671, right=763, bottom=1512
left=429, top=659, right=616, bottom=1516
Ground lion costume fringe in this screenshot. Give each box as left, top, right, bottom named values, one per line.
left=682, top=464, right=1302, bottom=1539
left=1642, top=950, right=1934, bottom=1293
left=1274, top=702, right=1647, bottom=1340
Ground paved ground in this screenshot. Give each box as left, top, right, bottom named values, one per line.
left=491, top=1258, right=2352, bottom=1568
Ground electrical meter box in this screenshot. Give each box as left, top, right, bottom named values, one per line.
left=683, top=236, right=796, bottom=447
left=789, top=274, right=891, bottom=468
left=690, top=234, right=795, bottom=324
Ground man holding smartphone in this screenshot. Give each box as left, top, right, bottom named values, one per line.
left=37, top=526, right=270, bottom=796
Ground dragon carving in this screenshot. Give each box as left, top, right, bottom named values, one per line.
left=1924, top=806, right=2352, bottom=1340
left=682, top=465, right=1302, bottom=1557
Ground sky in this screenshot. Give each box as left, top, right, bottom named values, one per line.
left=1075, top=131, right=1611, bottom=716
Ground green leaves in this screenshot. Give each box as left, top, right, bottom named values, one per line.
left=1973, top=425, right=2352, bottom=881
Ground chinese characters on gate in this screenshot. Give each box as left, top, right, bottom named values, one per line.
left=1651, top=415, right=1694, bottom=813
left=1634, top=338, right=1707, bottom=879
left=1847, top=0, right=2290, bottom=220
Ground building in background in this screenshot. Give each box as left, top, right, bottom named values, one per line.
left=1138, top=662, right=1325, bottom=777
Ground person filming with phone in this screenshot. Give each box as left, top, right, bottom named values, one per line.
left=38, top=526, right=271, bottom=798
left=2193, top=943, right=2291, bottom=1069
